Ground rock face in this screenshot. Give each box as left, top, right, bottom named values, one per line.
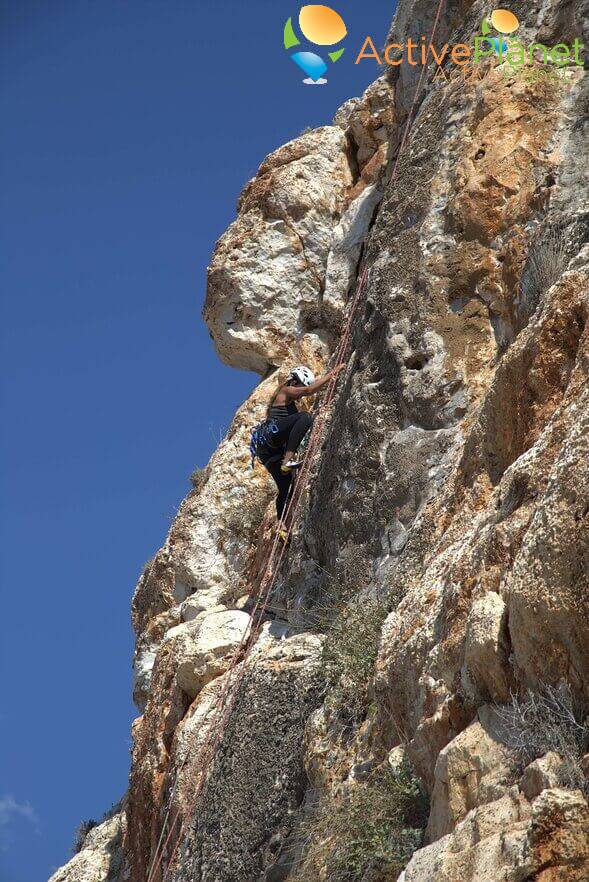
left=51, top=1, right=589, bottom=881
left=426, top=707, right=518, bottom=842
left=130, top=375, right=278, bottom=640
left=521, top=752, right=564, bottom=801
left=402, top=787, right=589, bottom=882
left=49, top=811, right=125, bottom=882
left=168, top=606, right=250, bottom=700
left=170, top=634, right=323, bottom=882
left=204, top=126, right=354, bottom=375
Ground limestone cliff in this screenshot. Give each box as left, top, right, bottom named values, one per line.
left=51, top=1, right=589, bottom=880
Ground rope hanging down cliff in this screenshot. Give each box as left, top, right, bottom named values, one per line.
left=146, top=265, right=369, bottom=882
left=146, top=261, right=369, bottom=882
left=147, top=3, right=446, bottom=878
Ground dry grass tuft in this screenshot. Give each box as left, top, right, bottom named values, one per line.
left=518, top=225, right=569, bottom=324
left=291, top=760, right=428, bottom=882
left=72, top=819, right=97, bottom=854
left=494, top=683, right=589, bottom=796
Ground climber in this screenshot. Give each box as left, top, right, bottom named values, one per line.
left=253, top=364, right=345, bottom=521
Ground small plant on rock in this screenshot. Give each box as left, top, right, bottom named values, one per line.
left=293, top=760, right=428, bottom=882
left=495, top=683, right=589, bottom=796
left=72, top=819, right=97, bottom=854
left=518, top=225, right=569, bottom=326
left=189, top=466, right=207, bottom=491
left=318, top=593, right=389, bottom=729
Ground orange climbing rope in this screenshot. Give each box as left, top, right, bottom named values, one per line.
left=146, top=3, right=446, bottom=878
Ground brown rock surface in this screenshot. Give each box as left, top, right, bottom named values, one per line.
left=403, top=787, right=589, bottom=882
left=521, top=752, right=565, bottom=801
left=426, top=708, right=518, bottom=842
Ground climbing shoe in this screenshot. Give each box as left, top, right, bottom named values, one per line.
left=280, top=459, right=303, bottom=474
left=278, top=528, right=290, bottom=545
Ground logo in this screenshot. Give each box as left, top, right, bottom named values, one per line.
left=481, top=8, right=520, bottom=55
left=472, top=7, right=583, bottom=72
left=284, top=5, right=347, bottom=85
left=354, top=6, right=584, bottom=79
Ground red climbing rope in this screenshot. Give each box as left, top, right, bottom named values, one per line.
left=150, top=264, right=371, bottom=882
left=147, top=4, right=446, bottom=878
left=147, top=267, right=370, bottom=882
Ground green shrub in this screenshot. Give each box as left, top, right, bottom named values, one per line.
left=318, top=594, right=389, bottom=728
left=189, top=466, right=207, bottom=490
left=293, top=760, right=428, bottom=882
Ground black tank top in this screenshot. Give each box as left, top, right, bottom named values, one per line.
left=268, top=399, right=298, bottom=420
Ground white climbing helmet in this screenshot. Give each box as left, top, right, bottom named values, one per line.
left=289, top=365, right=315, bottom=387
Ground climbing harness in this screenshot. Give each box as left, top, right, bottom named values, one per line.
left=146, top=2, right=447, bottom=878
left=249, top=418, right=280, bottom=468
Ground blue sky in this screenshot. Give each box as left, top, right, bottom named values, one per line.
left=0, top=2, right=393, bottom=879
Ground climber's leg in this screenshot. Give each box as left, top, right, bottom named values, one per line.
left=265, top=459, right=293, bottom=519
left=281, top=412, right=313, bottom=472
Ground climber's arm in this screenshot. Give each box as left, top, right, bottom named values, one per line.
left=283, top=364, right=346, bottom=399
